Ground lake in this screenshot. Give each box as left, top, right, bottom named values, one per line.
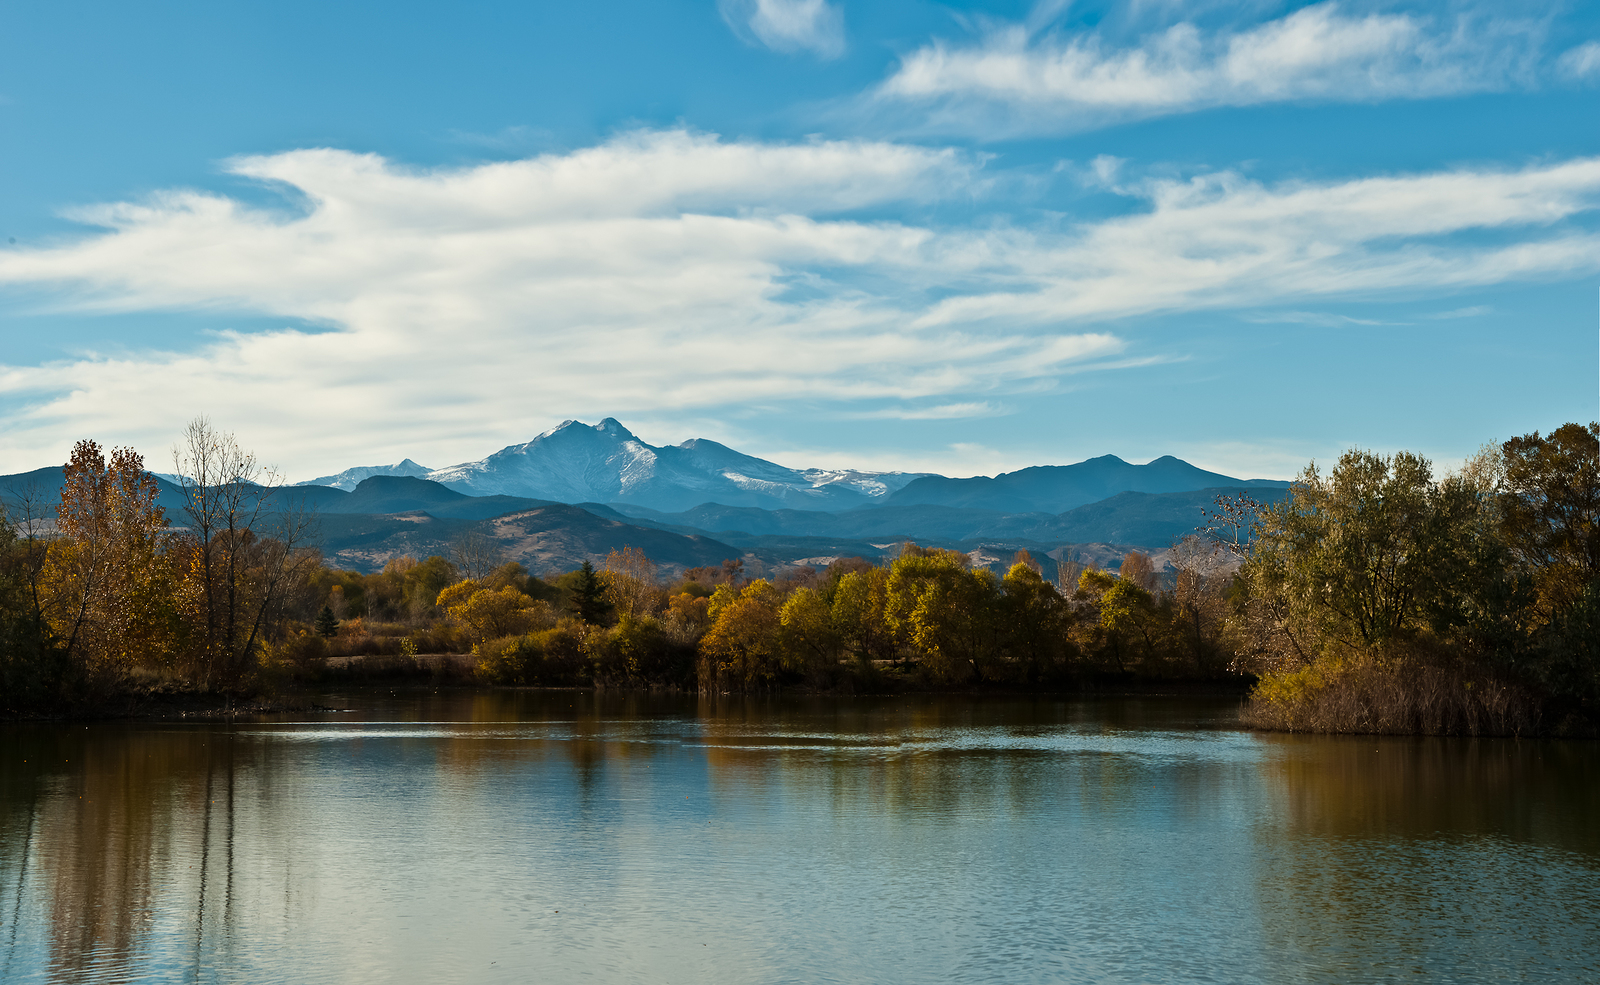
left=2, top=690, right=1597, bottom=984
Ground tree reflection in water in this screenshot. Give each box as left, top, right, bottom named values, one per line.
left=0, top=693, right=1595, bottom=985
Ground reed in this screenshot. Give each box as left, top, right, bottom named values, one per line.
left=1242, top=654, right=1541, bottom=736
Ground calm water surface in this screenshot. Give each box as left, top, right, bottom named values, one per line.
left=1, top=691, right=1596, bottom=984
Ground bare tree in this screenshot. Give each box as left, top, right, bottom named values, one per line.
left=1169, top=534, right=1231, bottom=673
left=172, top=418, right=315, bottom=685
left=452, top=531, right=503, bottom=581
left=1200, top=492, right=1264, bottom=561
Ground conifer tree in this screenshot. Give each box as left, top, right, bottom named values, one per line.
left=315, top=605, right=340, bottom=639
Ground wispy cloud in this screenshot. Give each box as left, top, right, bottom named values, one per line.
left=445, top=124, right=559, bottom=152
left=853, top=401, right=1011, bottom=420
left=875, top=1, right=1542, bottom=135
left=1, top=132, right=1598, bottom=470
left=1557, top=40, right=1600, bottom=80
left=1424, top=304, right=1491, bottom=319
left=720, top=0, right=845, bottom=58
left=1244, top=310, right=1392, bottom=327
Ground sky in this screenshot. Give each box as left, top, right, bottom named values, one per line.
left=1, top=0, right=1597, bottom=482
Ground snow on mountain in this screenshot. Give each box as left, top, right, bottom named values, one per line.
left=800, top=468, right=927, bottom=498
left=423, top=419, right=927, bottom=513
left=296, top=458, right=432, bottom=491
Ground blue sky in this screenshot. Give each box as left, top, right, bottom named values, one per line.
left=1, top=0, right=1597, bottom=481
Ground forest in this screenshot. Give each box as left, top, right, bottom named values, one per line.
left=1, top=419, right=1595, bottom=735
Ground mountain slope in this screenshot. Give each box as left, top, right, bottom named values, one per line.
left=884, top=455, right=1288, bottom=514
left=610, top=486, right=1289, bottom=549
left=295, top=458, right=431, bottom=491
left=322, top=476, right=557, bottom=520
left=314, top=504, right=743, bottom=574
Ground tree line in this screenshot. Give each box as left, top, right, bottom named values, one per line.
left=0, top=426, right=1246, bottom=709
left=3, top=420, right=1595, bottom=735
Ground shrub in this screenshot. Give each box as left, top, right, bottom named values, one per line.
left=1243, top=650, right=1540, bottom=735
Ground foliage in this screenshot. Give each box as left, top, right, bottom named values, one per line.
left=439, top=581, right=552, bottom=645
left=564, top=561, right=614, bottom=625
left=604, top=546, right=661, bottom=621
left=698, top=580, right=784, bottom=690
left=1239, top=426, right=1600, bottom=733
left=314, top=605, right=340, bottom=638
left=0, top=500, right=71, bottom=710
left=1498, top=422, right=1600, bottom=620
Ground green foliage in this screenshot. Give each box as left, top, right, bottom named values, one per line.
left=1499, top=422, right=1600, bottom=619
left=1242, top=426, right=1600, bottom=732
left=402, top=556, right=459, bottom=620
left=1531, top=578, right=1600, bottom=706
left=314, top=605, right=340, bottom=639
left=561, top=561, right=614, bottom=625
left=1000, top=562, right=1075, bottom=682
left=885, top=547, right=1001, bottom=683
left=0, top=504, right=72, bottom=711
left=1242, top=449, right=1520, bottom=664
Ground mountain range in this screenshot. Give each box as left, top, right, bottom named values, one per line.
left=297, top=418, right=1286, bottom=516
left=383, top=418, right=930, bottom=512
left=4, top=418, right=1290, bottom=576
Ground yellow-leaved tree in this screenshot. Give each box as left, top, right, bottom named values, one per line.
left=43, top=441, right=181, bottom=677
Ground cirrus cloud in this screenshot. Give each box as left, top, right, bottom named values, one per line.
left=875, top=1, right=1544, bottom=135
left=719, top=0, right=845, bottom=58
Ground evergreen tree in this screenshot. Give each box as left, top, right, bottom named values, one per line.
left=314, top=605, right=340, bottom=638
left=569, top=561, right=614, bottom=625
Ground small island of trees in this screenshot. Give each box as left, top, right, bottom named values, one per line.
left=2, top=419, right=1595, bottom=736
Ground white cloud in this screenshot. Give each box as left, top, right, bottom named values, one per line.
left=1424, top=305, right=1491, bottom=319
left=720, top=0, right=845, bottom=58
left=911, top=157, right=1600, bottom=329
left=876, top=1, right=1540, bottom=134
left=852, top=401, right=1010, bottom=420
left=1243, top=311, right=1392, bottom=327
left=1, top=131, right=1599, bottom=473
left=1557, top=40, right=1600, bottom=80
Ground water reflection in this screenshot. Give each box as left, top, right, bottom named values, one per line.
left=1, top=691, right=1596, bottom=984
left=1249, top=733, right=1600, bottom=983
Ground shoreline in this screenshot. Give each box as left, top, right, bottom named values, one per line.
left=5, top=672, right=1258, bottom=723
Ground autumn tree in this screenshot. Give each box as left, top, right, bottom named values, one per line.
left=604, top=545, right=661, bottom=621
left=885, top=546, right=1001, bottom=683
left=698, top=580, right=784, bottom=690
left=45, top=441, right=179, bottom=674
left=1168, top=534, right=1233, bottom=673
left=0, top=492, right=67, bottom=707
left=830, top=566, right=894, bottom=666
left=779, top=586, right=843, bottom=682
left=437, top=580, right=550, bottom=645
left=1000, top=561, right=1073, bottom=681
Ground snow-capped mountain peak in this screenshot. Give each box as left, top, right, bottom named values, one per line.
left=416, top=421, right=927, bottom=512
